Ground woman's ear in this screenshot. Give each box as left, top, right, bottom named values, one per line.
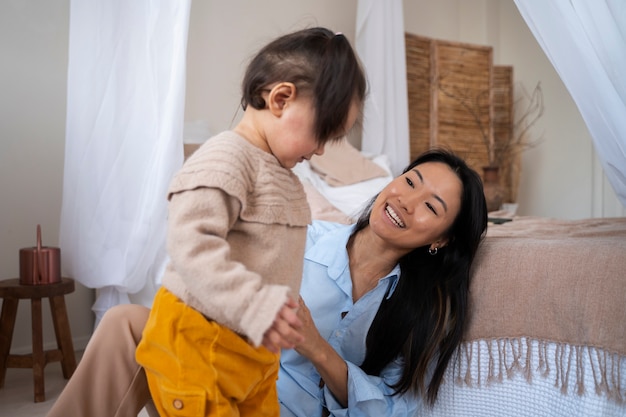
left=267, top=82, right=296, bottom=116
left=431, top=237, right=450, bottom=251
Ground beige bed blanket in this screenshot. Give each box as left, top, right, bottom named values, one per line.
left=458, top=216, right=626, bottom=402
left=466, top=216, right=626, bottom=355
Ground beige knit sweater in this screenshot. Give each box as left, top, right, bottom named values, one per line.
left=161, top=132, right=311, bottom=346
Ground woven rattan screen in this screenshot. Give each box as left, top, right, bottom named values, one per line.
left=405, top=33, right=516, bottom=202
left=493, top=65, right=517, bottom=202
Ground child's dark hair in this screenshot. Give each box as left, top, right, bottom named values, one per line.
left=241, top=27, right=367, bottom=143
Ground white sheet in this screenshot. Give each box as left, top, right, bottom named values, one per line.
left=292, top=154, right=393, bottom=219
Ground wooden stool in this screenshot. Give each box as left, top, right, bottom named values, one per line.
left=0, top=277, right=77, bottom=402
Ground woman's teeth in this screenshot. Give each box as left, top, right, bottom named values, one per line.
left=385, top=204, right=405, bottom=228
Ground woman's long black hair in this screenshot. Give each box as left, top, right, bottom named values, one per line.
left=355, top=148, right=488, bottom=406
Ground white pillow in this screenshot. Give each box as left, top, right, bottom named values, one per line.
left=293, top=155, right=393, bottom=218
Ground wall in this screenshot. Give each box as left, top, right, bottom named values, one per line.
left=0, top=0, right=94, bottom=354
left=0, top=0, right=622, bottom=354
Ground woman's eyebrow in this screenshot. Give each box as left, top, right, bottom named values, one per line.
left=411, top=168, right=448, bottom=212
left=411, top=168, right=423, bottom=183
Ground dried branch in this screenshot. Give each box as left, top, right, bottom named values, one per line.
left=512, top=82, right=544, bottom=150
left=436, top=75, right=543, bottom=167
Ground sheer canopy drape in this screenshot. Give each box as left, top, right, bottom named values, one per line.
left=60, top=0, right=191, bottom=325
left=514, top=0, right=626, bottom=207
left=356, top=0, right=410, bottom=176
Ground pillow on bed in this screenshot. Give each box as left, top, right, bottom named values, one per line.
left=301, top=180, right=353, bottom=224
left=309, top=139, right=389, bottom=186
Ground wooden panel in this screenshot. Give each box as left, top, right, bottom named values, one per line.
left=405, top=33, right=517, bottom=203
left=431, top=39, right=493, bottom=174
left=405, top=33, right=432, bottom=161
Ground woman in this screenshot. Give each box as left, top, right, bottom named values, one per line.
left=279, top=148, right=487, bottom=416
left=47, top=148, right=487, bottom=417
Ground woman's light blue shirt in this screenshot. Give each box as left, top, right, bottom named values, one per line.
left=278, top=221, right=419, bottom=416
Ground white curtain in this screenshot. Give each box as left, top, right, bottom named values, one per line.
left=60, top=0, right=191, bottom=325
left=514, top=0, right=626, bottom=208
left=356, top=0, right=410, bottom=176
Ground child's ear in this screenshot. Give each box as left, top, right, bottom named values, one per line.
left=268, top=82, right=296, bottom=116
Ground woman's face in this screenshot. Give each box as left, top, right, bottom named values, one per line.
left=369, top=161, right=463, bottom=251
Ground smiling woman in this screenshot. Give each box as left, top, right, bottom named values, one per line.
left=337, top=148, right=487, bottom=408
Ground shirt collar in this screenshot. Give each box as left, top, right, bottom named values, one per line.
left=305, top=223, right=401, bottom=298
left=304, top=223, right=353, bottom=281
left=385, top=265, right=401, bottom=299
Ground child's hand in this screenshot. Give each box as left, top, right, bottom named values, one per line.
left=261, top=297, right=304, bottom=353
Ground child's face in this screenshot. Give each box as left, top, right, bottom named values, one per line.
left=270, top=96, right=359, bottom=169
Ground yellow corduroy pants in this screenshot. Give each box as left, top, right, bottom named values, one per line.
left=136, top=287, right=280, bottom=417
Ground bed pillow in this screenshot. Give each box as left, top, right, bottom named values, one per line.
left=301, top=180, right=352, bottom=224
left=309, top=139, right=389, bottom=186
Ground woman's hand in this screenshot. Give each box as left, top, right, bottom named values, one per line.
left=293, top=296, right=326, bottom=361
left=261, top=297, right=304, bottom=353
left=295, top=296, right=350, bottom=407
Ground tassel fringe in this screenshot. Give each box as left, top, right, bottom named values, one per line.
left=451, top=338, right=625, bottom=404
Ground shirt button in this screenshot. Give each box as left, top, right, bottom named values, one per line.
left=173, top=399, right=184, bottom=410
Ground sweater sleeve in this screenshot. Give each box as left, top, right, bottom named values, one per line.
left=164, top=187, right=291, bottom=346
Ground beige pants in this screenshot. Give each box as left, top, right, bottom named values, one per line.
left=46, top=303, right=156, bottom=417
